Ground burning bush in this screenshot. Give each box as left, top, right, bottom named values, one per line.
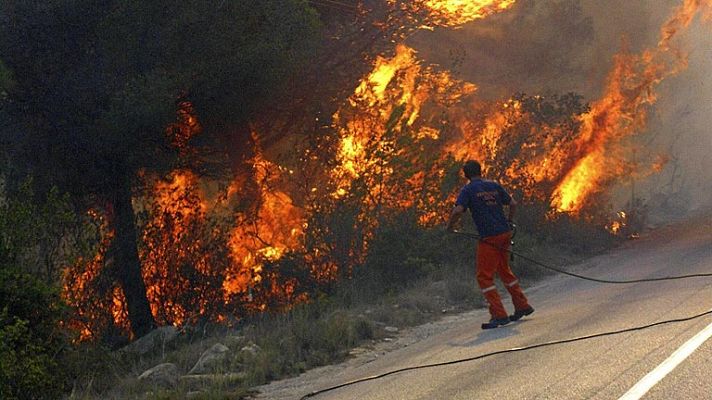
left=139, top=171, right=235, bottom=327
left=41, top=0, right=712, bottom=342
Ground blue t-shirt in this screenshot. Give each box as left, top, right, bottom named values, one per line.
left=455, top=178, right=512, bottom=238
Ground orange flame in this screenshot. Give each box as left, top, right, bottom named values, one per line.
left=551, top=0, right=709, bottom=213
left=224, top=136, right=306, bottom=297
left=334, top=44, right=476, bottom=198
left=62, top=208, right=131, bottom=340
left=391, top=0, right=517, bottom=27
left=140, top=170, right=210, bottom=326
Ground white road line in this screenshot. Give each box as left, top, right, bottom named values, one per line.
left=619, top=319, right=712, bottom=400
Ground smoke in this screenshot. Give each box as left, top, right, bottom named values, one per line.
left=407, top=0, right=711, bottom=220
left=642, top=17, right=712, bottom=218
left=409, top=0, right=596, bottom=98
left=410, top=0, right=687, bottom=95
left=582, top=0, right=712, bottom=217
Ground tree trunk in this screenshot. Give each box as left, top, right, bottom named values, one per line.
left=112, top=177, right=155, bottom=338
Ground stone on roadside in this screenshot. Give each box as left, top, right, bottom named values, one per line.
left=188, top=343, right=231, bottom=375
left=138, top=363, right=179, bottom=388
left=384, top=326, right=399, bottom=333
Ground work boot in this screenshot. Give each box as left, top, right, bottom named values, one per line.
left=481, top=317, right=511, bottom=330
left=509, top=306, right=535, bottom=321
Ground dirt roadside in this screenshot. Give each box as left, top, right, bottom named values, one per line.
left=252, top=306, right=491, bottom=399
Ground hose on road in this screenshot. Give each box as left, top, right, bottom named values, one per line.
left=300, top=308, right=712, bottom=399
left=298, top=231, right=712, bottom=399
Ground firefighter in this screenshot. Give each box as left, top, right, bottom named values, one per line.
left=447, top=160, right=534, bottom=329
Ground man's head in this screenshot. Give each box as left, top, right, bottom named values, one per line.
left=462, top=160, right=482, bottom=179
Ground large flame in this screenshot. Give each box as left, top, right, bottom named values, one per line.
left=551, top=0, right=710, bottom=213
left=390, top=0, right=517, bottom=27
left=140, top=170, right=218, bottom=326
left=62, top=208, right=130, bottom=340
left=334, top=44, right=476, bottom=198
left=224, top=141, right=306, bottom=297
left=422, top=0, right=516, bottom=26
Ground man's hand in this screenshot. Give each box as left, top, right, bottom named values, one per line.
left=446, top=217, right=456, bottom=232
left=447, top=205, right=466, bottom=233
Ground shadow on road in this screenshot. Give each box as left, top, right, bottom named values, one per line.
left=448, top=320, right=529, bottom=347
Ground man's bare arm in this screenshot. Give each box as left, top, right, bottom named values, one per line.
left=447, top=205, right=466, bottom=231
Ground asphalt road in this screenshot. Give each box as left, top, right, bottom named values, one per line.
left=257, top=214, right=712, bottom=400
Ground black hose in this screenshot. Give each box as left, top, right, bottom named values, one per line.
left=295, top=230, right=712, bottom=399
left=299, top=308, right=712, bottom=399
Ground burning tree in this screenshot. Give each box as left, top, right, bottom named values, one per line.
left=0, top=0, right=320, bottom=338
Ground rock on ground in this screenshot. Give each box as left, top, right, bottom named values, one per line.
left=138, top=363, right=179, bottom=388
left=188, top=343, right=231, bottom=375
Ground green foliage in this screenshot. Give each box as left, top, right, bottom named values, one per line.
left=157, top=0, right=321, bottom=127
left=61, top=343, right=125, bottom=396
left=0, top=269, right=67, bottom=400
left=348, top=211, right=471, bottom=296
left=0, top=177, right=105, bottom=399
left=360, top=214, right=442, bottom=290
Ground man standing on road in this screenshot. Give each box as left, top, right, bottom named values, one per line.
left=447, top=160, right=534, bottom=329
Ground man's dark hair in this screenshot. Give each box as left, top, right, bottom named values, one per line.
left=463, top=160, right=482, bottom=179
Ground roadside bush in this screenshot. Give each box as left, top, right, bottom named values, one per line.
left=0, top=268, right=68, bottom=400
left=355, top=211, right=470, bottom=294
left=446, top=278, right=475, bottom=303
left=543, top=213, right=618, bottom=254
left=240, top=301, right=375, bottom=387
left=0, top=179, right=96, bottom=399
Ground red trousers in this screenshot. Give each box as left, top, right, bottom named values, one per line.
left=477, top=232, right=530, bottom=319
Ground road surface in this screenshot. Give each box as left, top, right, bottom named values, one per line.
left=256, top=214, right=712, bottom=399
